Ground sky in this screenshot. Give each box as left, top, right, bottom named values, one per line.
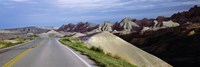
left=0, top=0, right=200, bottom=29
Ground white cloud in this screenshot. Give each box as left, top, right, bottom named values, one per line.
left=55, top=0, right=122, bottom=9
left=53, top=0, right=160, bottom=13
left=63, top=8, right=190, bottom=23
left=10, top=0, right=30, bottom=2
left=55, top=0, right=198, bottom=13
left=162, top=1, right=200, bottom=7
left=0, top=0, right=199, bottom=24
left=97, top=4, right=156, bottom=13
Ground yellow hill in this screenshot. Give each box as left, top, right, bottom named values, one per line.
left=85, top=31, right=172, bottom=67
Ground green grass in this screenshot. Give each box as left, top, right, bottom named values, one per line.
left=0, top=41, right=23, bottom=49
left=59, top=37, right=136, bottom=67
left=0, top=36, right=36, bottom=49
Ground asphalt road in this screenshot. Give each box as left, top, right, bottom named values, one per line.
left=0, top=38, right=42, bottom=66
left=0, top=38, right=95, bottom=67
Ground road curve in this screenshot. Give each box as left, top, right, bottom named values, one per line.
left=0, top=38, right=94, bottom=67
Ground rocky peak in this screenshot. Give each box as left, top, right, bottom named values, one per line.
left=98, top=21, right=113, bottom=31
left=170, top=5, right=200, bottom=24
left=120, top=17, right=133, bottom=23
left=113, top=21, right=120, bottom=30
left=153, top=20, right=180, bottom=29
left=119, top=18, right=140, bottom=32
left=135, top=18, right=154, bottom=27
left=74, top=22, right=97, bottom=32
left=58, top=22, right=98, bottom=32
left=57, top=23, right=76, bottom=32
left=156, top=16, right=167, bottom=23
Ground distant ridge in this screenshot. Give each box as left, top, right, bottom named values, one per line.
left=58, top=5, right=200, bottom=33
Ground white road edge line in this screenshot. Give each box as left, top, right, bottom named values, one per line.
left=57, top=40, right=92, bottom=67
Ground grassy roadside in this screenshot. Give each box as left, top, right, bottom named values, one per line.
left=59, top=37, right=136, bottom=67
left=0, top=36, right=36, bottom=49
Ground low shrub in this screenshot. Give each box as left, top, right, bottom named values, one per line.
left=59, top=37, right=136, bottom=67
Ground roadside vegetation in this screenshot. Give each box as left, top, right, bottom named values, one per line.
left=59, top=37, right=136, bottom=67
left=0, top=35, right=37, bottom=49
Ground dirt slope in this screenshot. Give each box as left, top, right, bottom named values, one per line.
left=85, top=31, right=172, bottom=67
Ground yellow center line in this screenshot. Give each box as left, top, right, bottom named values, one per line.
left=2, top=48, right=32, bottom=67
left=2, top=39, right=45, bottom=67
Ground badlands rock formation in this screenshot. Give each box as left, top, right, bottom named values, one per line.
left=85, top=31, right=172, bottom=67
left=153, top=20, right=179, bottom=28
left=115, top=23, right=200, bottom=67
left=97, top=21, right=113, bottom=31
left=57, top=22, right=97, bottom=32
left=118, top=18, right=141, bottom=32
left=58, top=23, right=76, bottom=32
left=38, top=30, right=64, bottom=38
left=0, top=26, right=49, bottom=39
left=4, top=26, right=49, bottom=34
left=171, top=5, right=200, bottom=24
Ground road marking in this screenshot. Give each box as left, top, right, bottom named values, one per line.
left=2, top=39, right=44, bottom=67
left=57, top=40, right=92, bottom=67
left=2, top=48, right=32, bottom=67
left=31, top=39, right=45, bottom=48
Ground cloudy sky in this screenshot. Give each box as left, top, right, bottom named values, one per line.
left=0, top=0, right=199, bottom=29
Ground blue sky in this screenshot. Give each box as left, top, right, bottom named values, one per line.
left=0, top=0, right=200, bottom=29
